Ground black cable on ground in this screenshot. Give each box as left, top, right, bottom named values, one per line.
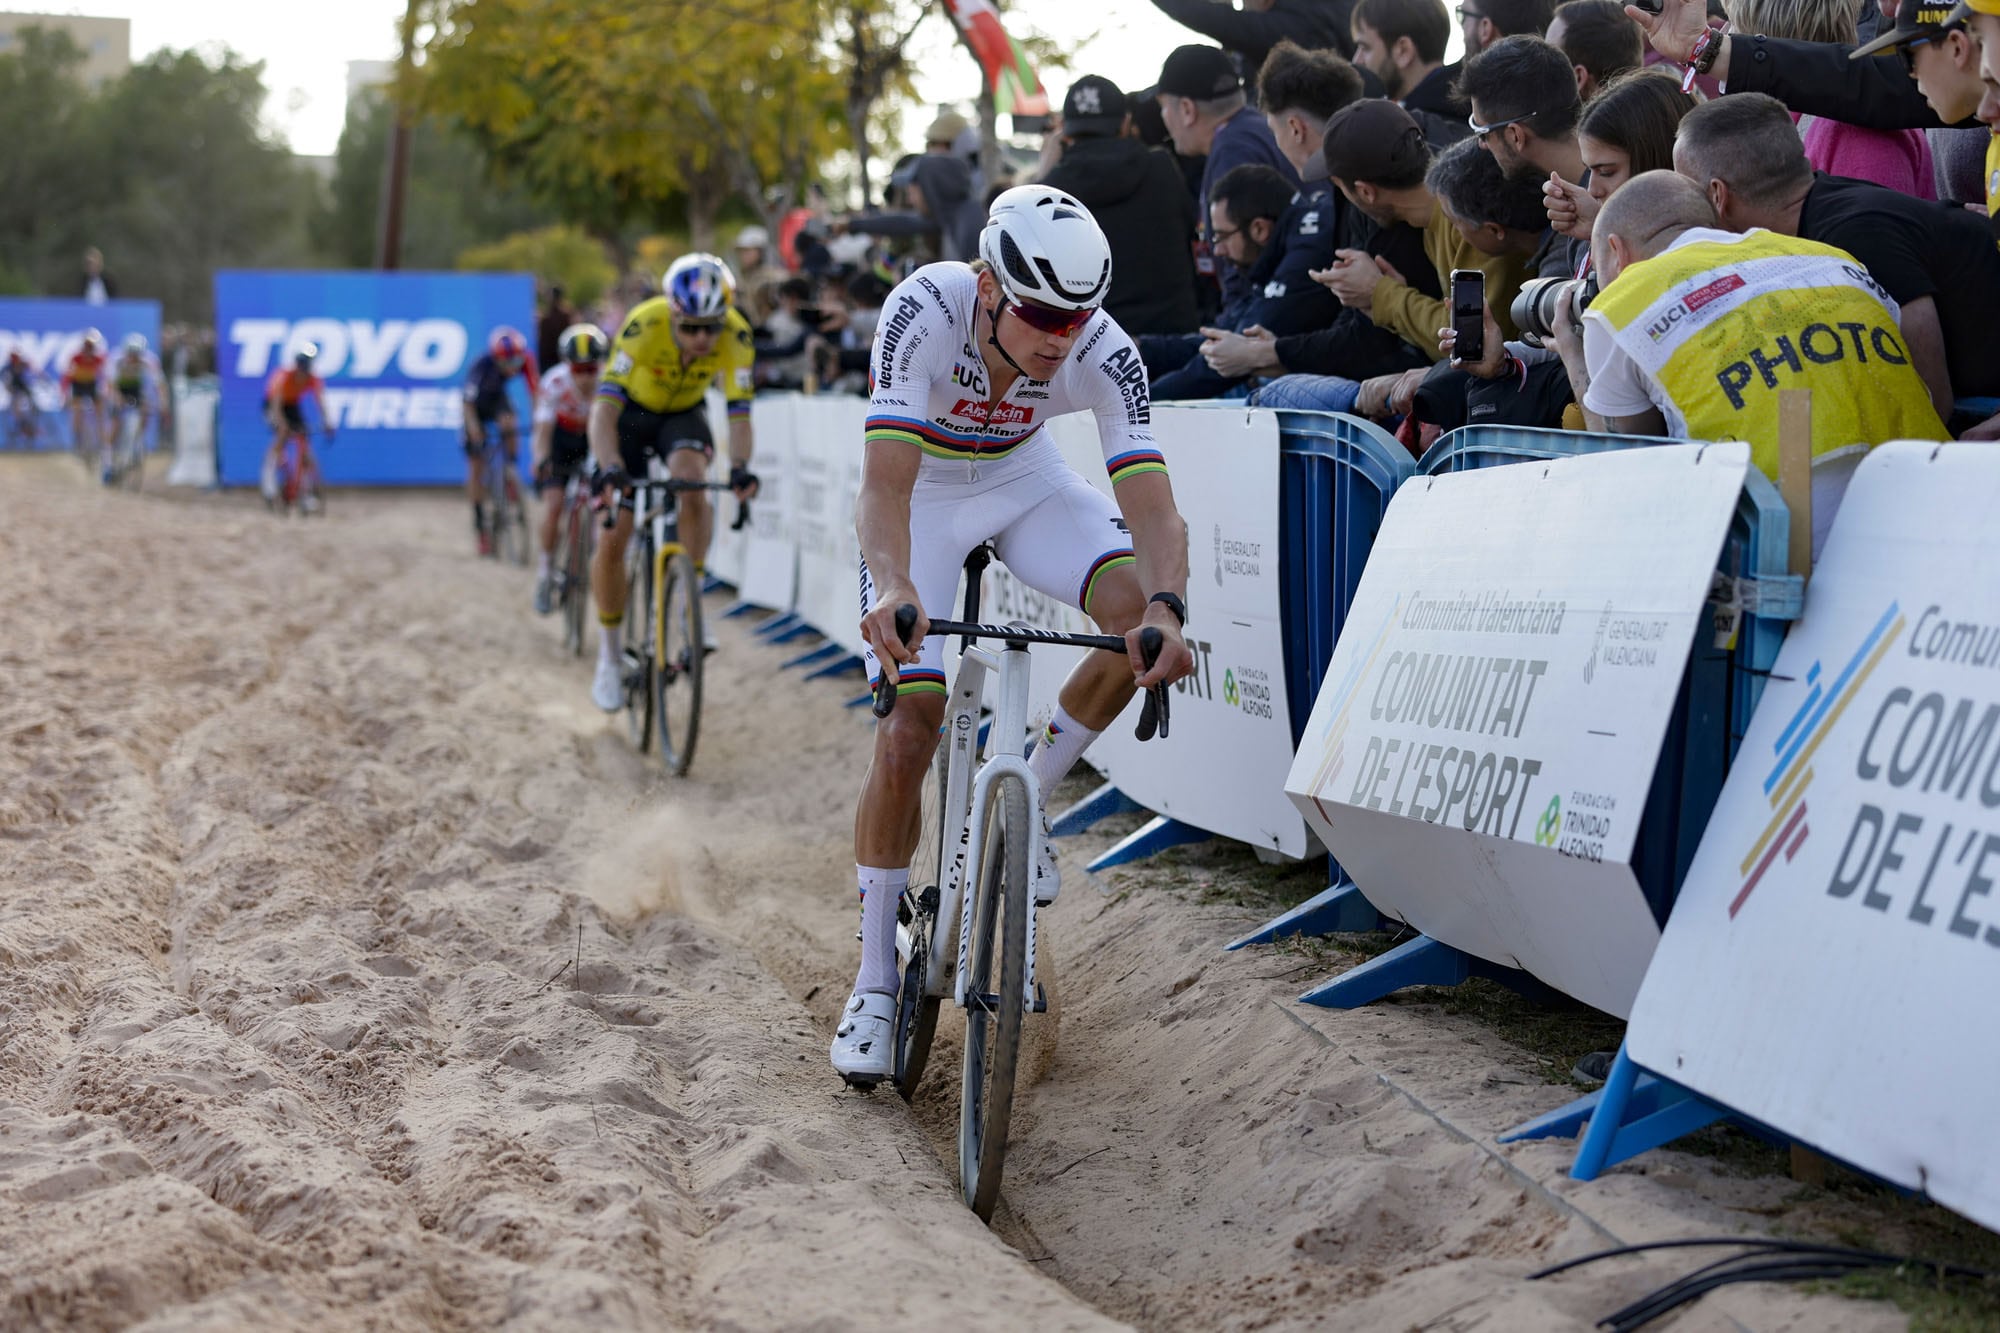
left=1526, top=1235, right=1905, bottom=1281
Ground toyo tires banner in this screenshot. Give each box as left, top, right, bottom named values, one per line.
left=0, top=298, right=162, bottom=449
left=213, top=270, right=534, bottom=486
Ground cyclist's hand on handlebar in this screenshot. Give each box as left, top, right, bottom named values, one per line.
left=728, top=464, right=761, bottom=502
left=1128, top=610, right=1194, bottom=689
left=861, top=591, right=926, bottom=680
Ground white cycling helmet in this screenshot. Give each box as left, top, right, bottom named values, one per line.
left=978, top=186, right=1112, bottom=312
left=123, top=332, right=148, bottom=354
left=663, top=253, right=736, bottom=320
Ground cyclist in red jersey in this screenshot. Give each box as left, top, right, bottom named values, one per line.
left=261, top=344, right=334, bottom=504
left=61, top=329, right=110, bottom=465
left=529, top=322, right=607, bottom=613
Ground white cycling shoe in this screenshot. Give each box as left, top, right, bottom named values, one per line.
left=1034, top=808, right=1060, bottom=906
left=829, top=990, right=896, bottom=1085
left=702, top=622, right=719, bottom=654
left=591, top=656, right=624, bottom=713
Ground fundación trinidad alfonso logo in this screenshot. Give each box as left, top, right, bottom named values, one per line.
left=1728, top=600, right=1905, bottom=919
left=1534, top=795, right=1562, bottom=847
left=1223, top=669, right=1239, bottom=707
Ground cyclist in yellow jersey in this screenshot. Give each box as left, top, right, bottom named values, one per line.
left=587, top=254, right=761, bottom=712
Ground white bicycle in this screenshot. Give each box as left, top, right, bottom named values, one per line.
left=873, top=548, right=1169, bottom=1220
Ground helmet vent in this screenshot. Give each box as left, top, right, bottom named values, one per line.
left=999, top=230, right=1040, bottom=291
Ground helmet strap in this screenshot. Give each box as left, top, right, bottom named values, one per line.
left=984, top=297, right=1033, bottom=381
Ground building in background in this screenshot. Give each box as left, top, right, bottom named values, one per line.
left=0, top=11, right=130, bottom=87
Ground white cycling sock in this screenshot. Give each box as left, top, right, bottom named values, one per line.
left=854, top=864, right=908, bottom=997
left=537, top=551, right=552, bottom=579
left=1027, top=704, right=1100, bottom=812
left=598, top=624, right=621, bottom=665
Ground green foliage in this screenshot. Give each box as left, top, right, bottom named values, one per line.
left=314, top=89, right=553, bottom=271
left=0, top=29, right=316, bottom=321
left=457, top=225, right=615, bottom=308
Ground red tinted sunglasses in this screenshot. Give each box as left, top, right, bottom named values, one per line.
left=570, top=361, right=601, bottom=374
left=1007, top=300, right=1096, bottom=337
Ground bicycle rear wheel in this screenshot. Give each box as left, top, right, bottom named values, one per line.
left=503, top=475, right=530, bottom=567
left=562, top=498, right=592, bottom=656
left=623, top=537, right=654, bottom=751
left=960, top=776, right=1030, bottom=1221
left=653, top=547, right=703, bottom=775
left=895, top=729, right=952, bottom=1100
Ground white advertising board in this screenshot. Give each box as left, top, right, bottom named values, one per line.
left=984, top=405, right=1309, bottom=857
left=789, top=396, right=870, bottom=658
left=705, top=393, right=799, bottom=612
left=1629, top=442, right=2000, bottom=1230
left=1284, top=443, right=1749, bottom=1015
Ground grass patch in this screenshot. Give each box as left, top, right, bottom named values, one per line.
left=1393, top=977, right=1627, bottom=1086
left=1830, top=1267, right=2000, bottom=1332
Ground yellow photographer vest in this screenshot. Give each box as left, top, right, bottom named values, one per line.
left=1587, top=228, right=1945, bottom=478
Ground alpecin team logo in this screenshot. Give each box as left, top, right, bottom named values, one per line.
left=950, top=398, right=1032, bottom=426
left=1728, top=600, right=1905, bottom=918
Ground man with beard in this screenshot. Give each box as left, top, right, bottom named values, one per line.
left=1350, top=0, right=1466, bottom=118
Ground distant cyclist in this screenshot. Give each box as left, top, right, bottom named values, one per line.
left=586, top=254, right=760, bottom=712
left=3, top=348, right=35, bottom=444
left=529, top=322, right=607, bottom=614
left=61, top=329, right=109, bottom=468
left=109, top=333, right=166, bottom=447
left=463, top=325, right=540, bottom=556
left=261, top=344, right=334, bottom=508
left=829, top=187, right=1196, bottom=1083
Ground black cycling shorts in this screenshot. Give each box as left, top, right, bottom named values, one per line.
left=614, top=402, right=713, bottom=476
left=113, top=383, right=146, bottom=408
left=71, top=380, right=98, bottom=402
left=277, top=402, right=306, bottom=432
left=547, top=427, right=589, bottom=483
left=462, top=395, right=516, bottom=455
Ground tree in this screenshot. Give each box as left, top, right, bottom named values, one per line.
left=314, top=89, right=552, bottom=271
left=422, top=0, right=848, bottom=248
left=839, top=0, right=931, bottom=207
left=457, top=225, right=616, bottom=307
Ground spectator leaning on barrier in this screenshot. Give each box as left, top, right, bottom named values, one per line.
left=1351, top=0, right=1467, bottom=118
left=1152, top=164, right=1344, bottom=399
left=1674, top=93, right=2000, bottom=435
left=1459, top=37, right=1591, bottom=280
left=1546, top=0, right=1644, bottom=102
left=1040, top=74, right=1205, bottom=337
left=1725, top=0, right=1936, bottom=197
left=1156, top=45, right=1304, bottom=310
left=1461, top=0, right=1558, bottom=56
left=1149, top=0, right=1360, bottom=81
left=1313, top=98, right=1527, bottom=351
left=1551, top=171, right=1945, bottom=516
left=1544, top=70, right=1696, bottom=262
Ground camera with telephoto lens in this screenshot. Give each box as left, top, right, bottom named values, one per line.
left=1511, top=273, right=1600, bottom=348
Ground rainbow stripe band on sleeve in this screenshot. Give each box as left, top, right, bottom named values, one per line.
left=597, top=382, right=631, bottom=405
left=726, top=400, right=751, bottom=419
left=1107, top=449, right=1168, bottom=484
left=887, top=667, right=948, bottom=697
left=1079, top=550, right=1136, bottom=614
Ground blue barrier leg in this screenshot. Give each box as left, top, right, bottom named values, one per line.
left=804, top=653, right=865, bottom=681
left=1049, top=781, right=1142, bottom=837
left=754, top=612, right=803, bottom=639
left=721, top=601, right=760, bottom=619
left=782, top=642, right=843, bottom=670
left=845, top=691, right=877, bottom=709
left=1297, top=935, right=1469, bottom=1007
left=768, top=621, right=818, bottom=645
left=1570, top=1044, right=1728, bottom=1180
left=702, top=574, right=728, bottom=596
left=1085, top=816, right=1211, bottom=873
left=1226, top=880, right=1381, bottom=950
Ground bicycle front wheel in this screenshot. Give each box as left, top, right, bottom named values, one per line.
left=623, top=537, right=654, bottom=752
left=960, top=776, right=1030, bottom=1222
left=653, top=547, right=703, bottom=776
left=895, top=729, right=952, bottom=1101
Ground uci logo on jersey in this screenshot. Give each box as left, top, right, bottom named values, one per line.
left=227, top=318, right=469, bottom=380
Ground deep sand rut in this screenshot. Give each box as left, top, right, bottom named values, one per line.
left=1, top=457, right=1904, bottom=1331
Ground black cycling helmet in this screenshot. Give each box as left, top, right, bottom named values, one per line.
left=293, top=343, right=318, bottom=370
left=557, top=322, right=608, bottom=366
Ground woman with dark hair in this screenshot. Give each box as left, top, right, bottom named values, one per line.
left=1545, top=69, right=1695, bottom=242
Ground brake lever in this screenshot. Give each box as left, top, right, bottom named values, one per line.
left=731, top=497, right=751, bottom=531
left=1134, top=626, right=1170, bottom=741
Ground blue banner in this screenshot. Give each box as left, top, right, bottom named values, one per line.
left=0, top=298, right=163, bottom=451
left=213, top=270, right=535, bottom=486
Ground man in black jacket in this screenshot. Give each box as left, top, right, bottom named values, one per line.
left=1040, top=76, right=1204, bottom=336
left=1150, top=0, right=1359, bottom=83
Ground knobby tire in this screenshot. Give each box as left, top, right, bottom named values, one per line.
left=623, top=536, right=654, bottom=752
left=895, top=730, right=952, bottom=1101
left=653, top=548, right=703, bottom=776
left=960, top=777, right=1029, bottom=1221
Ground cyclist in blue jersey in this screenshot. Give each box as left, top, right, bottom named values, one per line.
left=463, top=326, right=540, bottom=555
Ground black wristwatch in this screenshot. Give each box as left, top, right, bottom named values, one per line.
left=1149, top=591, right=1188, bottom=628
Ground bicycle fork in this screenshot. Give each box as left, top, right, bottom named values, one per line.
left=949, top=643, right=1045, bottom=1016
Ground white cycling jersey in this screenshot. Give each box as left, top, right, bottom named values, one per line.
left=532, top=363, right=591, bottom=435
left=859, top=262, right=1169, bottom=700
left=864, top=262, right=1164, bottom=488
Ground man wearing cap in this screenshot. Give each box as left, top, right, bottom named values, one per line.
left=1156, top=44, right=1303, bottom=309
left=1041, top=75, right=1205, bottom=335
left=733, top=226, right=790, bottom=328
left=1313, top=98, right=1526, bottom=354
left=846, top=111, right=985, bottom=261
left=1947, top=0, right=2000, bottom=232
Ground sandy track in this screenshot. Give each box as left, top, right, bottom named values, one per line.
left=2, top=457, right=1906, bottom=1331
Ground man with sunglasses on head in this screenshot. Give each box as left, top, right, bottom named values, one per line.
left=587, top=254, right=761, bottom=712
left=831, top=187, right=1199, bottom=1084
